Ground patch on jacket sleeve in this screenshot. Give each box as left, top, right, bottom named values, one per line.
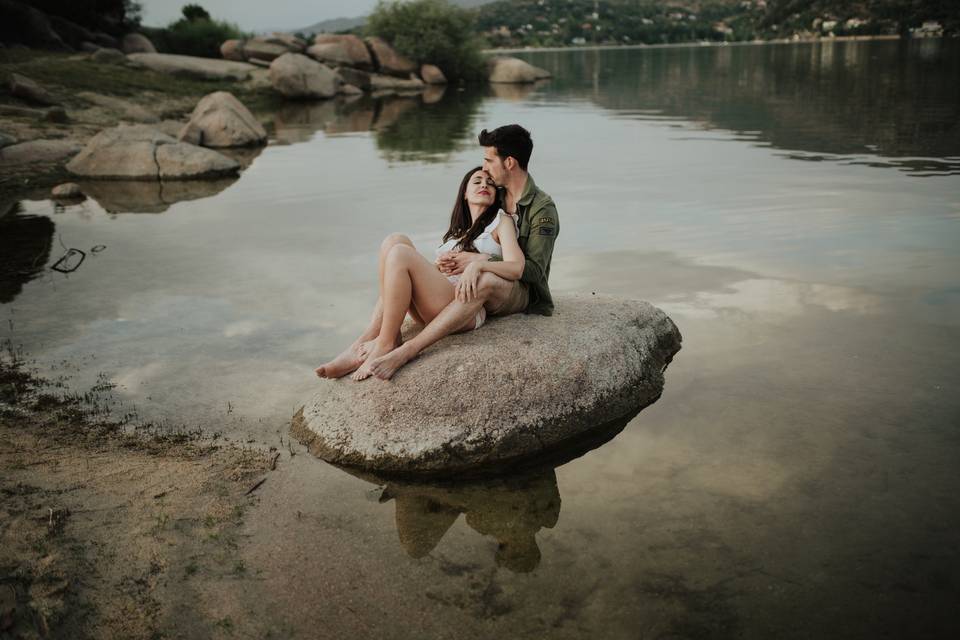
left=539, top=227, right=555, bottom=236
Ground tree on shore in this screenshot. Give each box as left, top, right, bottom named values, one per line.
left=366, top=0, right=485, bottom=82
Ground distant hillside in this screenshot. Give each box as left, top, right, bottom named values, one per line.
left=476, top=0, right=958, bottom=47
left=297, top=0, right=956, bottom=41
left=298, top=0, right=494, bottom=35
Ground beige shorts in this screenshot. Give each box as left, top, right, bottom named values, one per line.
left=487, top=279, right=529, bottom=317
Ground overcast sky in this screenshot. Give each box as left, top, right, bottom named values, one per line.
left=140, top=0, right=380, bottom=31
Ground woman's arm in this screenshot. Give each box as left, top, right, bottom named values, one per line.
left=455, top=215, right=525, bottom=302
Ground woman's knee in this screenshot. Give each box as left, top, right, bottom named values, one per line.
left=380, top=233, right=413, bottom=255
left=384, top=243, right=416, bottom=267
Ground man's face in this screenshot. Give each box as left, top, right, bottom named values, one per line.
left=482, top=146, right=506, bottom=185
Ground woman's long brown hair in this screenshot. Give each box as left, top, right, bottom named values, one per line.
left=442, top=166, right=500, bottom=252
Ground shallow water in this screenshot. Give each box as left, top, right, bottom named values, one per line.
left=2, top=39, right=959, bottom=636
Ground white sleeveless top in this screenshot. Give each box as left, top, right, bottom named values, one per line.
left=436, top=211, right=518, bottom=283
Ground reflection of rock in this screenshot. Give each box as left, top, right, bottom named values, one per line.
left=372, top=96, right=418, bottom=131
left=488, top=56, right=552, bottom=83
left=269, top=53, right=340, bottom=99
left=271, top=100, right=339, bottom=144
left=370, top=74, right=425, bottom=93
left=0, top=205, right=54, bottom=304
left=67, top=125, right=239, bottom=180
left=489, top=80, right=548, bottom=101
left=293, top=294, right=682, bottom=477
left=178, top=91, right=267, bottom=148
left=346, top=466, right=561, bottom=573
left=422, top=84, right=446, bottom=105
left=79, top=177, right=236, bottom=213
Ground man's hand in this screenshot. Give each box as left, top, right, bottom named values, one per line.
left=436, top=250, right=490, bottom=276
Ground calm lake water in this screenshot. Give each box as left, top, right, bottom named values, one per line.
left=2, top=39, right=959, bottom=637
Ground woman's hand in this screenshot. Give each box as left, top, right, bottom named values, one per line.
left=437, top=251, right=490, bottom=276
left=456, top=261, right=484, bottom=302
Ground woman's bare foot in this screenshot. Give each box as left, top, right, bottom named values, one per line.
left=315, top=345, right=364, bottom=379
left=351, top=339, right=399, bottom=381
left=369, top=343, right=417, bottom=380
left=357, top=331, right=402, bottom=360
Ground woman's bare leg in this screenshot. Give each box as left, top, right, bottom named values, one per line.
left=352, top=244, right=455, bottom=380
left=316, top=234, right=415, bottom=378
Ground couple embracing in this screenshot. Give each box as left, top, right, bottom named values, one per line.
left=315, top=124, right=558, bottom=381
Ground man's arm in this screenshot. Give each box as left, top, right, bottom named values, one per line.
left=520, top=201, right=558, bottom=284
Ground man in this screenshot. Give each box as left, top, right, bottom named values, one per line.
left=366, top=124, right=559, bottom=380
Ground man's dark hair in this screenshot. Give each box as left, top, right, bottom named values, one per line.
left=478, top=124, right=533, bottom=171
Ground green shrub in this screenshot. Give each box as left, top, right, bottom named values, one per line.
left=366, top=0, right=485, bottom=82
left=143, top=16, right=248, bottom=59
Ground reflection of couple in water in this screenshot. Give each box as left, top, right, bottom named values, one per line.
left=316, top=124, right=559, bottom=381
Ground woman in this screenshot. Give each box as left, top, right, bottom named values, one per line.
left=315, top=166, right=525, bottom=381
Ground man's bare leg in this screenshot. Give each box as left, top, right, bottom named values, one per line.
left=368, top=273, right=516, bottom=380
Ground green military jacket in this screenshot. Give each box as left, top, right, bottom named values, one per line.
left=495, top=174, right=559, bottom=315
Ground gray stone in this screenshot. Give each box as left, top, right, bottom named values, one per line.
left=306, top=42, right=354, bottom=67
left=126, top=53, right=257, bottom=81
left=269, top=53, right=340, bottom=99
left=178, top=91, right=267, bottom=148
left=80, top=42, right=100, bottom=53
left=220, top=39, right=245, bottom=61
left=293, top=294, right=682, bottom=477
left=8, top=73, right=58, bottom=106
left=90, top=47, right=126, bottom=64
left=0, top=132, right=16, bottom=149
left=339, top=83, right=363, bottom=96
left=66, top=124, right=239, bottom=180
left=369, top=74, right=425, bottom=92
left=243, top=39, right=290, bottom=63
left=51, top=182, right=84, bottom=199
left=314, top=34, right=372, bottom=70
left=0, top=0, right=68, bottom=50
left=420, top=64, right=447, bottom=85
left=121, top=32, right=156, bottom=54
left=0, top=139, right=82, bottom=166
left=365, top=37, right=417, bottom=77
left=488, top=56, right=552, bottom=84
left=77, top=91, right=159, bottom=123
left=42, top=107, right=69, bottom=123
left=335, top=67, right=372, bottom=91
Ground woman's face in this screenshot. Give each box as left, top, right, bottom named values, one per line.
left=464, top=170, right=496, bottom=207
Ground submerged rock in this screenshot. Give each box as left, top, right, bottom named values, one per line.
left=66, top=124, right=239, bottom=180
left=488, top=57, right=552, bottom=84
left=293, top=294, right=682, bottom=477
left=179, top=91, right=267, bottom=148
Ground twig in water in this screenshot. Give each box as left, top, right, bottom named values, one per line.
left=245, top=478, right=266, bottom=496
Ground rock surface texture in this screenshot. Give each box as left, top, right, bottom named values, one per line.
left=126, top=53, right=257, bottom=80
left=293, top=294, right=682, bottom=477
left=66, top=125, right=239, bottom=180
left=420, top=64, right=447, bottom=85
left=121, top=32, right=156, bottom=54
left=0, top=139, right=82, bottom=166
left=269, top=53, right=340, bottom=99
left=488, top=57, right=553, bottom=83
left=365, top=37, right=417, bottom=77
left=8, top=73, right=58, bottom=106
left=313, top=34, right=372, bottom=70
left=178, top=91, right=267, bottom=148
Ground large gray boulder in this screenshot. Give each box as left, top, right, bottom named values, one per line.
left=220, top=39, right=245, bottom=61
left=269, top=53, right=340, bottom=99
left=178, top=91, right=267, bottom=148
left=243, top=39, right=290, bottom=63
left=488, top=56, right=552, bottom=84
left=365, top=37, right=417, bottom=77
left=293, top=294, right=682, bottom=477
left=312, top=34, right=372, bottom=69
left=126, top=53, right=257, bottom=81
left=66, top=124, right=239, bottom=180
left=121, top=32, right=156, bottom=54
